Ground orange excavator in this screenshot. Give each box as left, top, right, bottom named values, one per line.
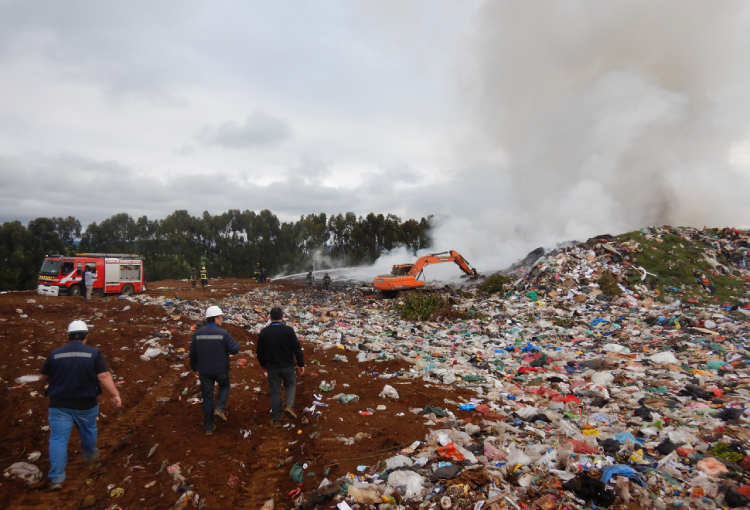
left=373, top=250, right=479, bottom=293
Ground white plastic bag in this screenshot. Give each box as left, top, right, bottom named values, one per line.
left=506, top=443, right=531, bottom=466
left=387, top=471, right=425, bottom=500
left=649, top=352, right=679, bottom=364
left=379, top=384, right=399, bottom=399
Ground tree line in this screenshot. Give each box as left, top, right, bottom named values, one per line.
left=0, top=210, right=432, bottom=290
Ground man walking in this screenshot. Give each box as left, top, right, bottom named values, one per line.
left=189, top=306, right=240, bottom=435
left=190, top=268, right=196, bottom=290
left=256, top=307, right=305, bottom=427
left=40, top=320, right=122, bottom=490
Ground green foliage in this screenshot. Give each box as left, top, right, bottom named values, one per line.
left=398, top=292, right=444, bottom=321
left=479, top=273, right=511, bottom=295
left=0, top=217, right=81, bottom=291
left=618, top=229, right=744, bottom=305
left=0, top=210, right=433, bottom=290
left=710, top=443, right=744, bottom=463
left=597, top=271, right=623, bottom=297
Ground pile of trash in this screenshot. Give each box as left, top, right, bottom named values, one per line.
left=113, top=226, right=750, bottom=509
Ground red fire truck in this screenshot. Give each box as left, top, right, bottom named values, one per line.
left=38, top=253, right=146, bottom=297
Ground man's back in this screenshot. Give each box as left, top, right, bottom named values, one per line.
left=257, top=323, right=304, bottom=369
left=189, top=324, right=240, bottom=375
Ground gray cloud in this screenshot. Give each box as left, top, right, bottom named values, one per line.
left=197, top=110, right=293, bottom=149
left=1, top=1, right=750, bottom=276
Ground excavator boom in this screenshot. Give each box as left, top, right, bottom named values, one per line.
left=373, top=250, right=479, bottom=292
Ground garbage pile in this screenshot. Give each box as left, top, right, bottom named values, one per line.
left=118, top=227, right=749, bottom=510
left=3, top=226, right=749, bottom=509
left=238, top=227, right=747, bottom=510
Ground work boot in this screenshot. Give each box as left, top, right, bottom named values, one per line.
left=283, top=405, right=297, bottom=419
left=83, top=450, right=100, bottom=468
left=205, top=425, right=216, bottom=436
left=214, top=410, right=228, bottom=422
left=50, top=483, right=63, bottom=491
left=272, top=420, right=282, bottom=428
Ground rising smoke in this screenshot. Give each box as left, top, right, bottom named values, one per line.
left=429, top=0, right=750, bottom=274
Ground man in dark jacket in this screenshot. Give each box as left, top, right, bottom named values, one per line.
left=40, top=320, right=122, bottom=490
left=256, top=307, right=305, bottom=427
left=189, top=306, right=240, bottom=435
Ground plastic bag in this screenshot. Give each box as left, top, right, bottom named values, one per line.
left=336, top=394, right=359, bottom=403
left=379, top=385, right=399, bottom=399
left=484, top=440, right=507, bottom=461
left=437, top=442, right=466, bottom=462
left=649, top=352, right=679, bottom=364
left=347, top=484, right=384, bottom=504
left=696, top=457, right=729, bottom=477
left=506, top=443, right=531, bottom=466
left=386, top=470, right=425, bottom=500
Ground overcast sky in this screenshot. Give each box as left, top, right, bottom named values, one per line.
left=2, top=1, right=750, bottom=270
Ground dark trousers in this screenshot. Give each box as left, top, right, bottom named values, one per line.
left=201, top=279, right=207, bottom=288
left=267, top=367, right=296, bottom=421
left=199, top=373, right=230, bottom=430
left=191, top=280, right=195, bottom=289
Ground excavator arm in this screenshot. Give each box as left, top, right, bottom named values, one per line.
left=408, top=251, right=478, bottom=279
left=373, top=250, right=479, bottom=293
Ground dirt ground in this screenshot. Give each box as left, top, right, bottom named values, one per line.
left=143, top=277, right=306, bottom=300
left=0, top=280, right=478, bottom=509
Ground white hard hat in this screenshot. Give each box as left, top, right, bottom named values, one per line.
left=67, top=320, right=88, bottom=333
left=202, top=266, right=206, bottom=270
left=205, top=306, right=223, bottom=318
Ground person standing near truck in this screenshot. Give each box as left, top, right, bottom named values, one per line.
left=83, top=267, right=97, bottom=303
left=40, top=320, right=122, bottom=490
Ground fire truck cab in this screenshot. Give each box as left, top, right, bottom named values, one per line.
left=38, top=253, right=146, bottom=297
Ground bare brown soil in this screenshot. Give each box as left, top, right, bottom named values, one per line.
left=0, top=281, right=476, bottom=509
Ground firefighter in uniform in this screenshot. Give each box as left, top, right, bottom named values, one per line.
left=40, top=321, right=122, bottom=490
left=254, top=263, right=261, bottom=283
left=190, top=269, right=196, bottom=290
left=306, top=271, right=314, bottom=288
left=323, top=273, right=331, bottom=290
left=261, top=267, right=268, bottom=283
left=200, top=266, right=208, bottom=289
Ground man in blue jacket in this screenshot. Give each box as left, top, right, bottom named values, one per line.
left=257, top=307, right=305, bottom=427
left=189, top=306, right=240, bottom=435
left=40, top=320, right=122, bottom=490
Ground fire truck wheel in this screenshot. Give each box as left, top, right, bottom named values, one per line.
left=69, top=285, right=81, bottom=296
left=121, top=284, right=134, bottom=296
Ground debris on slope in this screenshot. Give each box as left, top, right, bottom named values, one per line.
left=1, top=225, right=749, bottom=509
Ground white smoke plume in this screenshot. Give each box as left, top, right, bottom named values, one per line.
left=429, top=0, right=750, bottom=273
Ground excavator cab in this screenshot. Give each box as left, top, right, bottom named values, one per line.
left=391, top=264, right=413, bottom=276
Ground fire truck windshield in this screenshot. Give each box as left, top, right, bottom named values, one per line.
left=39, top=259, right=61, bottom=276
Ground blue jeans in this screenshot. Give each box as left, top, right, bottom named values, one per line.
left=48, top=406, right=99, bottom=484
left=267, top=367, right=296, bottom=421
left=199, top=373, right=230, bottom=430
